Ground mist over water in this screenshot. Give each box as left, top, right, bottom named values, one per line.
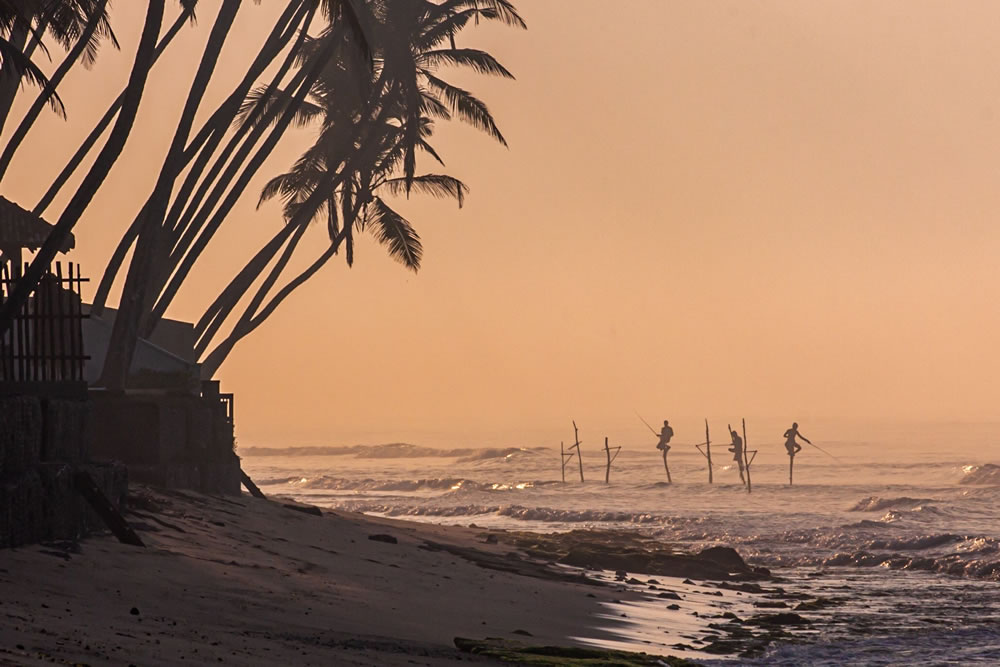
left=242, top=420, right=1000, bottom=662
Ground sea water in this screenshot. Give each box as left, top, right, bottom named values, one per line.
left=241, top=420, right=1000, bottom=663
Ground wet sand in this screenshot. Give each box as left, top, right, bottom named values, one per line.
left=0, top=488, right=665, bottom=666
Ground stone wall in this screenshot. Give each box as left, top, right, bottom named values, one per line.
left=0, top=396, right=127, bottom=548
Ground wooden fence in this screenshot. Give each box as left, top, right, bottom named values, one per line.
left=0, top=261, right=88, bottom=391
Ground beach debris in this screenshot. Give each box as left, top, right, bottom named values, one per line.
left=368, top=534, right=398, bottom=544
left=240, top=469, right=266, bottom=499
left=667, top=604, right=681, bottom=610
left=73, top=471, right=144, bottom=547
left=283, top=503, right=322, bottom=516
left=658, top=592, right=682, bottom=600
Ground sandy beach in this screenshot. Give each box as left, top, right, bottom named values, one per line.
left=0, top=488, right=670, bottom=666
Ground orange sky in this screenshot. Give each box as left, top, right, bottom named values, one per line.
left=4, top=2, right=1000, bottom=446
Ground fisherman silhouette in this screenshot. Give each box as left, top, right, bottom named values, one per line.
left=728, top=426, right=745, bottom=482
left=783, top=422, right=811, bottom=457
left=657, top=420, right=674, bottom=452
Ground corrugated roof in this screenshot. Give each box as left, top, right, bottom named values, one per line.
left=0, top=196, right=75, bottom=253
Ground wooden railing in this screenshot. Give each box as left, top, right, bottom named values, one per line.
left=0, top=261, right=88, bottom=393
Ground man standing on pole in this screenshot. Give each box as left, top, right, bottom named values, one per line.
left=657, top=419, right=674, bottom=483
left=783, top=421, right=811, bottom=485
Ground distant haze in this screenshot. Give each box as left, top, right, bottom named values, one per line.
left=5, top=2, right=1000, bottom=447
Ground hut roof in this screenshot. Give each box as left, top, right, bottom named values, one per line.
left=0, top=196, right=74, bottom=253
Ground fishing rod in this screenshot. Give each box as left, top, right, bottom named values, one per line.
left=802, top=439, right=840, bottom=462
left=634, top=410, right=658, bottom=437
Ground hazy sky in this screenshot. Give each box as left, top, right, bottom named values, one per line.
left=5, top=2, right=1000, bottom=446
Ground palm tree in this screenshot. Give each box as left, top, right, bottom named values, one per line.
left=193, top=0, right=523, bottom=376
left=97, top=0, right=374, bottom=388
left=0, top=0, right=120, bottom=134
left=0, top=0, right=169, bottom=340
left=0, top=0, right=119, bottom=181
left=99, top=0, right=243, bottom=390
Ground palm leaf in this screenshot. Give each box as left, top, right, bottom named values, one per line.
left=422, top=72, right=506, bottom=146
left=419, top=48, right=514, bottom=79
left=380, top=174, right=467, bottom=208
left=367, top=196, right=422, bottom=271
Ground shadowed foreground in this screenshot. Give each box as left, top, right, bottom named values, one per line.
left=0, top=488, right=685, bottom=666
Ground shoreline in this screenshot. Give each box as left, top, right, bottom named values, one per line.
left=1, top=487, right=691, bottom=666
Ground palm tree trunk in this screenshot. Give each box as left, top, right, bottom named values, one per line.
left=0, top=0, right=165, bottom=338
left=0, top=22, right=29, bottom=135
left=99, top=0, right=242, bottom=391
left=196, top=219, right=308, bottom=375
left=91, top=1, right=307, bottom=319
left=199, top=236, right=340, bottom=379
left=192, top=168, right=340, bottom=354
left=151, top=67, right=312, bottom=332
left=192, top=220, right=304, bottom=352
left=90, top=202, right=146, bottom=316
left=0, top=0, right=109, bottom=181
left=32, top=10, right=189, bottom=217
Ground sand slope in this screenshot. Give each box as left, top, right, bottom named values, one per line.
left=0, top=488, right=637, bottom=666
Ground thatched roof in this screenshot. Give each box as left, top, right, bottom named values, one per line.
left=0, top=196, right=74, bottom=253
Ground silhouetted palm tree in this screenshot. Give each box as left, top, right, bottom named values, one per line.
left=0, top=0, right=120, bottom=134
left=0, top=0, right=119, bottom=180
left=193, top=0, right=523, bottom=376
left=0, top=0, right=169, bottom=340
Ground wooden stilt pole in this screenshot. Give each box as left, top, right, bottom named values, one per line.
left=604, top=437, right=611, bottom=483
left=573, top=420, right=584, bottom=483
left=560, top=441, right=565, bottom=483
left=603, top=437, right=621, bottom=484
left=742, top=418, right=752, bottom=494
left=705, top=418, right=713, bottom=484
left=662, top=448, right=671, bottom=484
left=789, top=454, right=794, bottom=486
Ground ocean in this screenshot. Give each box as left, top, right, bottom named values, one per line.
left=241, top=420, right=1000, bottom=664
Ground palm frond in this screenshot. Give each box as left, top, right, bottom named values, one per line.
left=422, top=72, right=506, bottom=146
left=366, top=196, right=422, bottom=271
left=379, top=174, right=467, bottom=208
left=419, top=48, right=514, bottom=79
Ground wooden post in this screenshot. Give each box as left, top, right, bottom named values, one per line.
left=662, top=448, right=671, bottom=484
left=604, top=437, right=610, bottom=483
left=560, top=442, right=565, bottom=483
left=74, top=471, right=145, bottom=547
left=241, top=469, right=266, bottom=499
left=789, top=453, right=794, bottom=486
left=742, top=418, right=752, bottom=494
left=603, top=437, right=621, bottom=484
left=574, top=421, right=584, bottom=482
left=705, top=418, right=713, bottom=484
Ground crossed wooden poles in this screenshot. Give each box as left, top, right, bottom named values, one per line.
left=561, top=421, right=622, bottom=484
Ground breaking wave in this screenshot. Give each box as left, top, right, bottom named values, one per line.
left=849, top=496, right=937, bottom=512
left=961, top=463, right=1000, bottom=486
left=257, top=476, right=559, bottom=493
left=241, top=443, right=542, bottom=460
